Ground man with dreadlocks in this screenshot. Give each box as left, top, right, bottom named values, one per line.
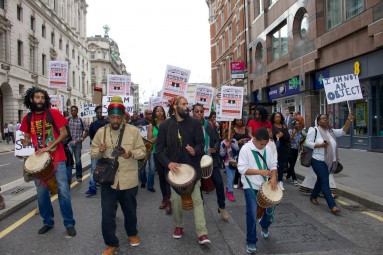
left=19, top=87, right=76, bottom=236
left=155, top=96, right=211, bottom=244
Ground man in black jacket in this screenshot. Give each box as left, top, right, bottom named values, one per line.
left=156, top=96, right=211, bottom=245
left=192, top=103, right=228, bottom=222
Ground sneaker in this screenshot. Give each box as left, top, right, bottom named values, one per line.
left=261, top=228, right=269, bottom=239
left=140, top=183, right=146, bottom=188
left=218, top=208, right=229, bottom=222
left=66, top=226, right=76, bottom=236
left=128, top=235, right=140, bottom=247
left=102, top=246, right=118, bottom=255
left=278, top=181, right=285, bottom=191
left=293, top=180, right=298, bottom=186
left=246, top=244, right=257, bottom=254
left=173, top=227, right=183, bottom=239
left=225, top=187, right=236, bottom=201
left=76, top=177, right=82, bottom=182
left=198, top=235, right=211, bottom=244
left=233, top=184, right=238, bottom=189
left=147, top=188, right=156, bottom=193
left=85, top=187, right=97, bottom=195
left=38, top=225, right=53, bottom=234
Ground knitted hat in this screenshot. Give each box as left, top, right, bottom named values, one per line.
left=108, top=96, right=125, bottom=115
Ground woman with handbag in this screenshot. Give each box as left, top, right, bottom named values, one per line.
left=220, top=128, right=239, bottom=201
left=287, top=120, right=306, bottom=186
left=305, top=113, right=354, bottom=215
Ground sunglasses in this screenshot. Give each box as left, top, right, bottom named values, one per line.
left=194, top=110, right=204, bottom=114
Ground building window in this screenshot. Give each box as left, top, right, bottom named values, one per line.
left=222, top=62, right=226, bottom=82
left=326, top=0, right=364, bottom=30
left=17, top=5, right=23, bottom=21
left=51, top=32, right=55, bottom=45
left=59, top=39, right=62, bottom=50
left=91, top=68, right=95, bottom=75
left=227, top=0, right=231, bottom=14
left=66, top=44, right=69, bottom=55
left=319, top=90, right=327, bottom=114
left=269, top=0, right=277, bottom=7
left=30, top=16, right=35, bottom=30
left=0, top=0, right=4, bottom=9
left=0, top=30, right=5, bottom=62
left=91, top=52, right=95, bottom=59
left=216, top=42, right=219, bottom=59
left=300, top=14, right=309, bottom=38
left=103, top=52, right=106, bottom=59
left=221, top=10, right=224, bottom=25
left=271, top=23, right=288, bottom=61
left=29, top=46, right=36, bottom=72
left=237, top=37, right=241, bottom=57
left=217, top=66, right=220, bottom=86
left=42, top=54, right=46, bottom=75
left=17, top=40, right=23, bottom=66
left=72, top=49, right=75, bottom=59
left=42, top=25, right=46, bottom=38
left=222, top=34, right=225, bottom=53
left=255, top=0, right=263, bottom=16
left=228, top=24, right=232, bottom=46
left=77, top=56, right=80, bottom=65
left=103, top=68, right=106, bottom=76
left=72, top=71, right=75, bottom=88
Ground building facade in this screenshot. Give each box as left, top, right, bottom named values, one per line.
left=209, top=0, right=383, bottom=151
left=0, top=0, right=91, bottom=128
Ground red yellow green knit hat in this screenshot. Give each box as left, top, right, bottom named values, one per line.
left=108, top=96, right=125, bottom=115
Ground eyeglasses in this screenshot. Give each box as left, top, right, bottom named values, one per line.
left=194, top=110, right=204, bottom=114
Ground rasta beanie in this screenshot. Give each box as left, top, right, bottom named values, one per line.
left=108, top=96, right=125, bottom=115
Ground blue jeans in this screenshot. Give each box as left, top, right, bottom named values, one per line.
left=244, top=188, right=272, bottom=245
left=69, top=142, right=82, bottom=178
left=311, top=158, right=337, bottom=209
left=89, top=158, right=98, bottom=190
left=225, top=165, right=236, bottom=193
left=101, top=185, right=138, bottom=247
left=66, top=165, right=72, bottom=182
left=139, top=152, right=155, bottom=189
left=34, top=161, right=75, bottom=228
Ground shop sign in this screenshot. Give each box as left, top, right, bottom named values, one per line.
left=268, top=77, right=301, bottom=100
left=314, top=69, right=329, bottom=90
left=230, top=62, right=245, bottom=79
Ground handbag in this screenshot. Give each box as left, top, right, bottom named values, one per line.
left=94, top=124, right=125, bottom=185
left=330, top=161, right=343, bottom=174
left=300, top=128, right=317, bottom=167
left=228, top=159, right=238, bottom=169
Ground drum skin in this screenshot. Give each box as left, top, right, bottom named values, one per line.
left=200, top=155, right=213, bottom=178
left=256, top=181, right=283, bottom=209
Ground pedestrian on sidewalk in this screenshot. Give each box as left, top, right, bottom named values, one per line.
left=305, top=113, right=354, bottom=215
left=0, top=187, right=5, bottom=210
left=86, top=105, right=108, bottom=196
left=3, top=123, right=8, bottom=143
left=149, top=106, right=172, bottom=213
left=19, top=86, right=76, bottom=236
left=220, top=128, right=239, bottom=202
left=67, top=105, right=88, bottom=183
left=237, top=128, right=278, bottom=254
left=90, top=96, right=146, bottom=255
left=156, top=96, right=211, bottom=245
left=193, top=103, right=229, bottom=222
left=287, top=120, right=306, bottom=186
left=7, top=122, right=15, bottom=143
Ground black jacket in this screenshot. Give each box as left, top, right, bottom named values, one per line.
left=204, top=120, right=221, bottom=168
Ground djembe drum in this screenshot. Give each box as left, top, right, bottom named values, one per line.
left=257, top=181, right=283, bottom=209
left=200, top=155, right=215, bottom=192
left=24, top=152, right=58, bottom=194
left=166, top=164, right=197, bottom=210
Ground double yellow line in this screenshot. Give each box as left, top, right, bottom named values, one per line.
left=0, top=173, right=90, bottom=239
left=337, top=198, right=383, bottom=222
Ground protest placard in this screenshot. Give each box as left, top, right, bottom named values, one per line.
left=138, top=125, right=148, bottom=139
left=160, top=65, right=190, bottom=101
left=102, top=96, right=134, bottom=116
left=14, top=131, right=35, bottom=157
left=126, top=74, right=131, bottom=96
left=107, top=75, right=127, bottom=96
left=323, top=74, right=363, bottom=104
left=80, top=103, right=98, bottom=118
left=49, top=95, right=64, bottom=113
left=48, top=61, right=68, bottom=89
left=194, top=85, right=214, bottom=117
left=219, top=86, right=244, bottom=119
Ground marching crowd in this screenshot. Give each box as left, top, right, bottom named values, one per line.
left=0, top=86, right=354, bottom=255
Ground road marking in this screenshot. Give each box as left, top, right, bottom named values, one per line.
left=362, top=212, right=383, bottom=222
left=337, top=199, right=349, bottom=206
left=0, top=163, right=10, bottom=167
left=0, top=173, right=90, bottom=239
left=1, top=147, right=13, bottom=152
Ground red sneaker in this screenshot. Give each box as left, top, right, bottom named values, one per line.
left=173, top=227, right=183, bottom=239
left=198, top=235, right=211, bottom=244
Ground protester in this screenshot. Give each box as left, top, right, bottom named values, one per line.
left=20, top=86, right=76, bottom=236
left=129, top=111, right=141, bottom=126
left=3, top=123, right=8, bottom=143
left=247, top=106, right=272, bottom=138
left=139, top=109, right=155, bottom=191
left=193, top=103, right=228, bottom=221
left=305, top=113, right=354, bottom=215
left=237, top=128, right=278, bottom=254
left=287, top=120, right=306, bottom=186
left=15, top=121, right=21, bottom=131
left=208, top=111, right=220, bottom=138
left=233, top=118, right=250, bottom=189
left=293, top=111, right=305, bottom=130
left=90, top=96, right=146, bottom=255
left=67, top=105, right=88, bottom=182
left=86, top=105, right=108, bottom=195
left=156, top=96, right=211, bottom=244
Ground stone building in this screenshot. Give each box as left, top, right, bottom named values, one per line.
left=0, top=0, right=91, bottom=128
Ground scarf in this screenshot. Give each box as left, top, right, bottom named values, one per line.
left=318, top=126, right=339, bottom=172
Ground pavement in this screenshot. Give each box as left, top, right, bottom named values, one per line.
left=0, top=142, right=382, bottom=220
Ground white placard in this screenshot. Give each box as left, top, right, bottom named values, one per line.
left=219, top=86, right=244, bottom=119
left=102, top=96, right=134, bottom=116
left=194, top=85, right=215, bottom=117
left=49, top=95, right=64, bottom=113
left=14, top=131, right=35, bottom=157
left=107, top=75, right=127, bottom=96
left=80, top=103, right=98, bottom=118
left=160, top=65, right=190, bottom=101
left=323, top=74, right=363, bottom=104
left=48, top=61, right=68, bottom=89
left=138, top=125, right=148, bottom=139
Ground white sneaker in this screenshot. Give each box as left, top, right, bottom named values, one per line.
left=278, top=181, right=285, bottom=191
left=233, top=184, right=238, bottom=189
left=293, top=180, right=298, bottom=186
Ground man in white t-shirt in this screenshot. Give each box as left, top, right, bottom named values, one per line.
left=7, top=122, right=15, bottom=143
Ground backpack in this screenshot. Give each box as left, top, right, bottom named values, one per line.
left=26, top=109, right=72, bottom=146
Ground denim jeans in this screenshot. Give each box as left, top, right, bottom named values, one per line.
left=212, top=166, right=225, bottom=209
left=66, top=165, right=72, bottom=182
left=101, top=185, right=138, bottom=247
left=69, top=142, right=82, bottom=178
left=139, top=152, right=155, bottom=189
left=311, top=158, right=337, bottom=209
left=287, top=148, right=298, bottom=180
left=35, top=161, right=75, bottom=228
left=225, top=165, right=236, bottom=193
left=244, top=188, right=272, bottom=245
left=89, top=158, right=98, bottom=190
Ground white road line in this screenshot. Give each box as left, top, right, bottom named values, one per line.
left=0, top=163, right=10, bottom=167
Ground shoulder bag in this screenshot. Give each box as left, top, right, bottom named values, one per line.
left=94, top=124, right=125, bottom=185
left=300, top=128, right=317, bottom=167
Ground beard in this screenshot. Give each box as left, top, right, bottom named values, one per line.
left=111, top=123, right=121, bottom=130
left=177, top=107, right=190, bottom=119
left=31, top=102, right=45, bottom=112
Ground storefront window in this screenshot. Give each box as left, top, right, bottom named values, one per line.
left=331, top=102, right=347, bottom=129
left=354, top=100, right=368, bottom=135
left=371, top=78, right=383, bottom=136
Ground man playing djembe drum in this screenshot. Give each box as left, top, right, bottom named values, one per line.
left=156, top=96, right=211, bottom=244
left=20, top=87, right=76, bottom=236
left=237, top=128, right=278, bottom=254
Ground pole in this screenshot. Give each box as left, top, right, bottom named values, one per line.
left=347, top=101, right=352, bottom=114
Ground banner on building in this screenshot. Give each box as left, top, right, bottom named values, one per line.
left=160, top=65, right=191, bottom=101
left=125, top=74, right=131, bottom=96
left=323, top=74, right=363, bottom=104
left=194, top=85, right=214, bottom=117
left=102, top=96, right=134, bottom=116
left=48, top=61, right=68, bottom=89
left=230, top=62, right=245, bottom=79
left=107, top=75, right=127, bottom=96
left=219, top=86, right=244, bottom=119
left=49, top=95, right=64, bottom=113
left=14, top=131, right=35, bottom=157
left=80, top=103, right=98, bottom=118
